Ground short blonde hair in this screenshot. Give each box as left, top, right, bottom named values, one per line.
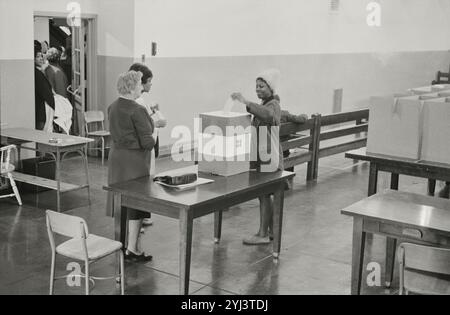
left=117, top=70, right=143, bottom=96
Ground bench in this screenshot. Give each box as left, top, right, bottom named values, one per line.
left=281, top=108, right=369, bottom=181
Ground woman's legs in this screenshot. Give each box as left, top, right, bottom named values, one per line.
left=127, top=219, right=143, bottom=254
left=126, top=209, right=152, bottom=260
left=257, top=195, right=273, bottom=237
left=243, top=194, right=273, bottom=245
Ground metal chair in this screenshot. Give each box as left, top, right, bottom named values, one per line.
left=398, top=243, right=450, bottom=295
left=0, top=145, right=22, bottom=205
left=46, top=210, right=125, bottom=295
left=84, top=111, right=110, bottom=164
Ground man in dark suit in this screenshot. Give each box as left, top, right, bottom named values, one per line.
left=34, top=41, right=55, bottom=130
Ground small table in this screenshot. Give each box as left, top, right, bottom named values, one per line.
left=346, top=148, right=450, bottom=197
left=342, top=190, right=450, bottom=295
left=345, top=148, right=450, bottom=286
left=104, top=166, right=295, bottom=295
left=1, top=128, right=93, bottom=211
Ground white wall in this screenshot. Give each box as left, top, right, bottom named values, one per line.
left=34, top=17, right=50, bottom=43
left=132, top=0, right=450, bottom=146
left=0, top=0, right=35, bottom=129
left=0, top=0, right=34, bottom=60
left=135, top=0, right=450, bottom=58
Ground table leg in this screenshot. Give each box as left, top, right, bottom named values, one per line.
left=368, top=163, right=378, bottom=196
left=385, top=238, right=397, bottom=288
left=385, top=172, right=399, bottom=287
left=390, top=173, right=399, bottom=190
left=272, top=184, right=285, bottom=259
left=214, top=210, right=223, bottom=244
left=83, top=145, right=91, bottom=204
left=428, top=179, right=436, bottom=196
left=113, top=193, right=126, bottom=247
left=56, top=149, right=61, bottom=212
left=179, top=208, right=193, bottom=295
left=351, top=217, right=366, bottom=295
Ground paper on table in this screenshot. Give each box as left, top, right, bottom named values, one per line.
left=223, top=97, right=237, bottom=113
left=155, top=177, right=214, bottom=191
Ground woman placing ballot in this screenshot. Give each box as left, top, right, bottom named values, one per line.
left=231, top=68, right=284, bottom=245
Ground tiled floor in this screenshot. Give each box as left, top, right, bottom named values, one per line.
left=0, top=153, right=444, bottom=295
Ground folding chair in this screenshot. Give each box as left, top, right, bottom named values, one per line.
left=0, top=145, right=22, bottom=205
left=46, top=210, right=125, bottom=295
left=84, top=111, right=110, bottom=165
left=398, top=243, right=450, bottom=295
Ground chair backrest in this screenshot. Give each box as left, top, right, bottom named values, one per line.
left=84, top=111, right=105, bottom=133
left=399, top=243, right=450, bottom=275
left=46, top=210, right=89, bottom=239
left=0, top=145, right=15, bottom=172
left=399, top=243, right=450, bottom=294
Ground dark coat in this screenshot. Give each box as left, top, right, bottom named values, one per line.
left=34, top=67, right=55, bottom=127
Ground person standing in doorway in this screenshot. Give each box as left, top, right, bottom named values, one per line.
left=34, top=41, right=55, bottom=131
left=45, top=48, right=69, bottom=98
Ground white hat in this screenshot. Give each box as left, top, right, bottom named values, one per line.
left=257, top=68, right=281, bottom=95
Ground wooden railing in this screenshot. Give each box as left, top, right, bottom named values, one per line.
left=281, top=108, right=369, bottom=181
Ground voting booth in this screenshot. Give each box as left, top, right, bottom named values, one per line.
left=198, top=111, right=252, bottom=176
left=367, top=86, right=450, bottom=163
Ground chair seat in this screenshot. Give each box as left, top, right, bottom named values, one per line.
left=56, top=234, right=122, bottom=261
left=87, top=131, right=110, bottom=137
left=405, top=269, right=450, bottom=295
left=0, top=163, right=15, bottom=175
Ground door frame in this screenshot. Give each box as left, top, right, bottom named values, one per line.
left=33, top=11, right=98, bottom=113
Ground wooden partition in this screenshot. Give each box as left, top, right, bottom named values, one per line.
left=281, top=108, right=369, bottom=181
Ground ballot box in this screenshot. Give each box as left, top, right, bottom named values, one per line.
left=420, top=99, right=450, bottom=164
left=367, top=93, right=448, bottom=160
left=198, top=111, right=252, bottom=176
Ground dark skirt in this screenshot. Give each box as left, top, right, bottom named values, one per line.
left=106, top=146, right=151, bottom=220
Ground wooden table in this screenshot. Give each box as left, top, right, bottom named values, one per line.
left=346, top=148, right=450, bottom=286
left=104, top=166, right=295, bottom=295
left=1, top=128, right=93, bottom=211
left=342, top=190, right=450, bottom=295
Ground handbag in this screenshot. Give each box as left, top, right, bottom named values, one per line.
left=153, top=173, right=197, bottom=186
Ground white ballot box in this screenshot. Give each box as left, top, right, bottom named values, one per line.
left=420, top=99, right=450, bottom=165
left=198, top=111, right=252, bottom=176
left=367, top=93, right=449, bottom=160
left=409, top=84, right=450, bottom=95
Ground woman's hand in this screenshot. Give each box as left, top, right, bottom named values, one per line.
left=150, top=103, right=160, bottom=113
left=231, top=93, right=248, bottom=105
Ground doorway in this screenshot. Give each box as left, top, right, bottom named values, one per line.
left=33, top=13, right=97, bottom=137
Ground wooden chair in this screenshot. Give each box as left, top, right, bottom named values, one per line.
left=84, top=111, right=110, bottom=165
left=432, top=65, right=450, bottom=85
left=46, top=210, right=125, bottom=295
left=398, top=243, right=450, bottom=295
left=0, top=145, right=22, bottom=205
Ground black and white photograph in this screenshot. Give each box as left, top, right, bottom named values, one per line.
left=1, top=0, right=450, bottom=299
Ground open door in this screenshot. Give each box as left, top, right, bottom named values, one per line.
left=68, top=20, right=86, bottom=136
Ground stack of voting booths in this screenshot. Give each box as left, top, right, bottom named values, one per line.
left=367, top=84, right=450, bottom=164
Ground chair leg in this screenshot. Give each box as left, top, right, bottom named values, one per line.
left=85, top=260, right=90, bottom=295
left=119, top=250, right=125, bottom=295
left=7, top=173, right=22, bottom=206
left=49, top=253, right=56, bottom=295
left=101, top=137, right=105, bottom=165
